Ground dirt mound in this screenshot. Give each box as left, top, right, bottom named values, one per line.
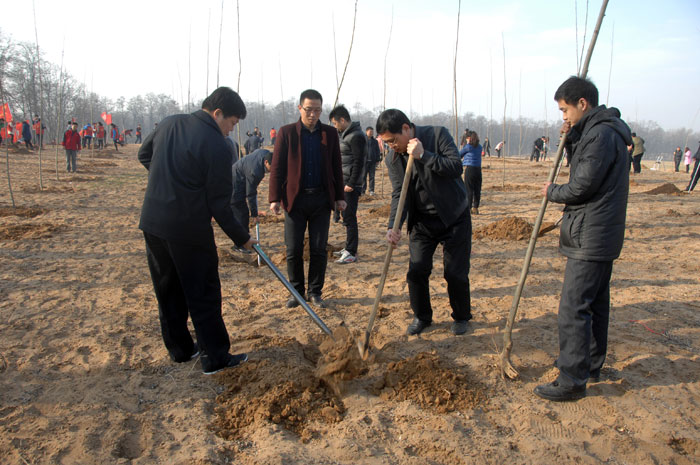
left=61, top=175, right=100, bottom=182
left=630, top=179, right=641, bottom=186
left=665, top=209, right=682, bottom=217
left=21, top=185, right=75, bottom=193
left=269, top=241, right=343, bottom=267
left=256, top=213, right=284, bottom=225
left=219, top=247, right=258, bottom=267
left=0, top=206, right=47, bottom=218
left=371, top=352, right=485, bottom=413
left=365, top=202, right=391, bottom=220
left=474, top=216, right=532, bottom=240
left=211, top=338, right=345, bottom=443
left=0, top=222, right=64, bottom=240
left=644, top=183, right=683, bottom=195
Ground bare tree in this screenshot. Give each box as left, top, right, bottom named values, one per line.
left=501, top=32, right=507, bottom=186
left=32, top=0, right=45, bottom=189
left=382, top=6, right=394, bottom=111
left=54, top=42, right=65, bottom=180
left=606, top=23, right=614, bottom=106
left=216, top=0, right=224, bottom=88
left=333, top=0, right=359, bottom=108
left=206, top=8, right=211, bottom=96
left=453, top=0, right=461, bottom=139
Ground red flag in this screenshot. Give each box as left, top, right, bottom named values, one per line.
left=0, top=103, right=12, bottom=122
left=101, top=112, right=112, bottom=125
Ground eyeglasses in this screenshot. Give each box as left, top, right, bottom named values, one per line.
left=301, top=107, right=322, bottom=115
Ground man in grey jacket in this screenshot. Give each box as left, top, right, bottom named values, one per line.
left=378, top=109, right=471, bottom=336
left=535, top=76, right=632, bottom=401
left=330, top=105, right=367, bottom=264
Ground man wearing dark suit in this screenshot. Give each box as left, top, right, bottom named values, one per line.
left=138, top=87, right=255, bottom=375
left=268, top=89, right=346, bottom=308
left=378, top=109, right=472, bottom=336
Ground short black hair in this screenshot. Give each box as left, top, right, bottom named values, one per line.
left=329, top=104, right=351, bottom=123
left=365, top=126, right=374, bottom=131
left=299, top=89, right=323, bottom=105
left=202, top=87, right=247, bottom=119
left=554, top=76, right=599, bottom=107
left=376, top=109, right=411, bottom=135
left=261, top=149, right=273, bottom=164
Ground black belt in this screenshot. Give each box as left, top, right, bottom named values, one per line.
left=302, top=187, right=324, bottom=194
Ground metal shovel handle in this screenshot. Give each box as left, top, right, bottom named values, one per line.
left=252, top=243, right=334, bottom=337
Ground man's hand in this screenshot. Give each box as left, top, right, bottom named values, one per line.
left=541, top=182, right=552, bottom=197
left=560, top=121, right=571, bottom=134
left=270, top=202, right=282, bottom=215
left=386, top=228, right=401, bottom=248
left=407, top=138, right=424, bottom=160
left=344, top=185, right=354, bottom=192
left=251, top=216, right=259, bottom=225
left=241, top=237, right=259, bottom=251
left=336, top=200, right=347, bottom=211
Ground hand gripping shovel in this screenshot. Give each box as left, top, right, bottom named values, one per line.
left=358, top=155, right=414, bottom=359
left=499, top=0, right=609, bottom=379
left=253, top=244, right=334, bottom=339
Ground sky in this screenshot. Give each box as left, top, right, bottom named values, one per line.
left=2, top=0, right=700, bottom=132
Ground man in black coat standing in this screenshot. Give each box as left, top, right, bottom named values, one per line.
left=377, top=109, right=472, bottom=336
left=536, top=77, right=632, bottom=401
left=362, top=126, right=382, bottom=195
left=138, top=87, right=256, bottom=375
left=330, top=104, right=367, bottom=264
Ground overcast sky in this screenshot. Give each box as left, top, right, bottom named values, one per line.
left=2, top=0, right=700, bottom=131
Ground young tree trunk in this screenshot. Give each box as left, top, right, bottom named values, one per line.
left=502, top=32, right=507, bottom=187
left=54, top=41, right=65, bottom=180
left=216, top=0, right=224, bottom=88
left=333, top=0, right=358, bottom=109
left=382, top=7, right=394, bottom=111
left=236, top=0, right=242, bottom=158
left=206, top=8, right=211, bottom=96
left=453, top=0, right=461, bottom=140
left=32, top=0, right=44, bottom=189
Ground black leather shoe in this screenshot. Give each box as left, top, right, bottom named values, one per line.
left=286, top=296, right=301, bottom=308
left=533, top=381, right=586, bottom=402
left=308, top=294, right=326, bottom=308
left=170, top=343, right=200, bottom=363
left=202, top=353, right=248, bottom=375
left=406, top=318, right=432, bottom=335
left=451, top=320, right=470, bottom=335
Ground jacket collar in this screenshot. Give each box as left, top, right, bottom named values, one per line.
left=193, top=109, right=223, bottom=135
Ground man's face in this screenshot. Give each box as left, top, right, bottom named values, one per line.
left=298, top=98, right=322, bottom=129
left=330, top=117, right=349, bottom=133
left=71, top=124, right=78, bottom=131
left=557, top=98, right=589, bottom=127
left=212, top=109, right=239, bottom=136
left=379, top=123, right=412, bottom=153
left=366, top=128, right=374, bottom=138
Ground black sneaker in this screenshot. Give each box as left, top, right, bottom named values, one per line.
left=202, top=353, right=248, bottom=375
left=170, top=343, right=200, bottom=363
left=533, top=381, right=586, bottom=402
left=286, top=296, right=301, bottom=308
left=406, top=318, right=432, bottom=335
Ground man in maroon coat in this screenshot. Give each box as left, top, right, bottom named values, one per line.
left=62, top=122, right=81, bottom=172
left=268, top=89, right=345, bottom=308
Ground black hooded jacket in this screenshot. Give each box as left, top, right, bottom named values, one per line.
left=547, top=105, right=632, bottom=261
left=339, top=121, right=367, bottom=188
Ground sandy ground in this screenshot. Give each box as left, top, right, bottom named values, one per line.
left=0, top=144, right=699, bottom=465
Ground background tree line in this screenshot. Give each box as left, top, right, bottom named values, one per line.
left=2, top=29, right=697, bottom=159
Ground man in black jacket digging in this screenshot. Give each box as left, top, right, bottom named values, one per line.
left=535, top=76, right=632, bottom=401
left=377, top=109, right=472, bottom=336
left=230, top=148, right=273, bottom=253
left=138, top=87, right=256, bottom=375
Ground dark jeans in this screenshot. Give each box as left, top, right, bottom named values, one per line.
left=632, top=153, right=643, bottom=173
left=82, top=136, right=92, bottom=148
left=341, top=188, right=359, bottom=255
left=284, top=191, right=331, bottom=297
left=96, top=138, right=104, bottom=149
left=530, top=149, right=540, bottom=162
left=143, top=231, right=231, bottom=370
left=65, top=149, right=77, bottom=172
left=687, top=159, right=700, bottom=192
left=362, top=161, right=377, bottom=194
left=555, top=258, right=613, bottom=387
left=674, top=158, right=681, bottom=172
left=135, top=134, right=142, bottom=144
left=407, top=211, right=471, bottom=322
left=463, top=165, right=482, bottom=209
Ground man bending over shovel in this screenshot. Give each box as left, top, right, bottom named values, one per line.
left=535, top=76, right=631, bottom=401
left=377, top=109, right=472, bottom=336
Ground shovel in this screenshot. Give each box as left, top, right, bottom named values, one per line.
left=358, top=155, right=414, bottom=359
left=255, top=223, right=261, bottom=267
left=252, top=243, right=334, bottom=339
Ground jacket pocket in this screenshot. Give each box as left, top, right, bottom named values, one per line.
left=561, top=210, right=585, bottom=249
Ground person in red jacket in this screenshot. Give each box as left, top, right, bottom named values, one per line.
left=110, top=123, right=120, bottom=151
left=62, top=122, right=81, bottom=172
left=96, top=122, right=105, bottom=150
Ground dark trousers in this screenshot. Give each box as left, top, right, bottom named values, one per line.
left=341, top=189, right=359, bottom=255
left=632, top=153, right=643, bottom=173
left=284, top=192, right=331, bottom=297
left=530, top=148, right=540, bottom=162
left=231, top=183, right=250, bottom=234
left=407, top=211, right=471, bottom=322
left=143, top=231, right=230, bottom=369
left=135, top=134, right=142, bottom=144
left=674, top=157, right=681, bottom=172
left=555, top=258, right=613, bottom=387
left=463, top=165, right=482, bottom=209
left=96, top=138, right=104, bottom=149
left=687, top=159, right=700, bottom=192
left=362, top=161, right=377, bottom=194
